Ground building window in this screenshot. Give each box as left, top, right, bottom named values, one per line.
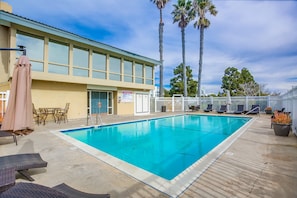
left=16, top=32, right=44, bottom=72
left=109, top=56, right=121, bottom=81
left=93, top=52, right=106, bottom=79
left=124, top=60, right=133, bottom=83
left=145, top=66, right=153, bottom=85
left=73, top=47, right=89, bottom=77
left=135, top=63, right=143, bottom=84
left=48, top=40, right=69, bottom=74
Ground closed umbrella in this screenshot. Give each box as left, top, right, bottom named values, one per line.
left=226, top=90, right=232, bottom=112
left=0, top=55, right=34, bottom=135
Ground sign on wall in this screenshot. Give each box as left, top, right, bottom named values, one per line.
left=121, top=91, right=133, bottom=102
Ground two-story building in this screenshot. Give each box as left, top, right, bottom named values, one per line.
left=0, top=2, right=160, bottom=120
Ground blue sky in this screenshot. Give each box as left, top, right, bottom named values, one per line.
left=4, top=0, right=297, bottom=94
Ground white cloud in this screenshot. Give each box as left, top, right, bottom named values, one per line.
left=5, top=0, right=297, bottom=94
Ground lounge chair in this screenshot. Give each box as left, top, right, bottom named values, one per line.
left=204, top=104, right=213, bottom=112
left=246, top=104, right=260, bottom=115
left=0, top=167, right=15, bottom=193
left=53, top=183, right=110, bottom=198
left=0, top=153, right=47, bottom=181
left=233, top=105, right=244, bottom=114
left=0, top=167, right=110, bottom=198
left=0, top=183, right=111, bottom=198
left=0, top=131, right=17, bottom=145
left=217, top=105, right=227, bottom=114
left=188, top=105, right=200, bottom=111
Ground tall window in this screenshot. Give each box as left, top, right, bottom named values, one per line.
left=73, top=47, right=89, bottom=77
left=145, top=66, right=153, bottom=85
left=92, top=52, right=106, bottom=79
left=124, top=60, right=133, bottom=83
left=48, top=40, right=69, bottom=75
left=135, top=63, right=143, bottom=84
left=109, top=56, right=121, bottom=81
left=16, top=32, right=44, bottom=72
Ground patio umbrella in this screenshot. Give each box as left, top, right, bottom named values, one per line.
left=0, top=55, right=34, bottom=135
left=226, top=90, right=232, bottom=112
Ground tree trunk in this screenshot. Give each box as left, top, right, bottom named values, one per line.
left=182, top=27, right=187, bottom=97
left=197, top=26, right=204, bottom=98
left=159, top=8, right=164, bottom=97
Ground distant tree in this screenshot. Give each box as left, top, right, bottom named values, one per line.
left=257, top=84, right=281, bottom=96
left=169, top=63, right=198, bottom=97
left=192, top=0, right=218, bottom=98
left=222, top=67, right=258, bottom=96
left=150, top=0, right=170, bottom=97
left=240, top=81, right=260, bottom=96
left=164, top=88, right=170, bottom=97
left=221, top=67, right=241, bottom=96
left=172, top=0, right=195, bottom=97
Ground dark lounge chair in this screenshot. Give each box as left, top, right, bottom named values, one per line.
left=0, top=153, right=47, bottom=181
left=204, top=104, right=213, bottom=112
left=188, top=105, right=200, bottom=111
left=246, top=104, right=260, bottom=115
left=217, top=105, right=227, bottom=114
left=233, top=105, right=244, bottom=114
left=0, top=131, right=17, bottom=145
left=0, top=167, right=110, bottom=198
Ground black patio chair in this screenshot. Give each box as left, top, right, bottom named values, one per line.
left=204, top=104, right=213, bottom=112
left=0, top=167, right=110, bottom=198
left=233, top=105, right=244, bottom=114
left=0, top=131, right=17, bottom=145
left=217, top=105, right=227, bottom=114
left=246, top=104, right=260, bottom=115
left=0, top=153, right=47, bottom=181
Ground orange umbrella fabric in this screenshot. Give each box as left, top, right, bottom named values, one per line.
left=0, top=55, right=34, bottom=135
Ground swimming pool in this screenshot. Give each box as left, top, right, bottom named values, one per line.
left=61, top=115, right=250, bottom=180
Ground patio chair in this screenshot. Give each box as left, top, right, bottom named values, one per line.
left=0, top=167, right=15, bottom=193
left=0, top=168, right=110, bottom=198
left=53, top=183, right=110, bottom=198
left=233, top=105, right=244, bottom=114
left=0, top=153, right=48, bottom=181
left=56, top=103, right=70, bottom=124
left=246, top=104, right=260, bottom=115
left=32, top=104, right=47, bottom=125
left=217, top=105, right=227, bottom=114
left=0, top=131, right=17, bottom=145
left=204, top=104, right=213, bottom=112
left=0, top=183, right=110, bottom=198
left=188, top=105, right=200, bottom=112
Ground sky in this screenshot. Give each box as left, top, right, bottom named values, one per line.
left=3, top=0, right=297, bottom=95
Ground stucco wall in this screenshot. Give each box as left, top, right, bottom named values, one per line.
left=32, top=80, right=87, bottom=120
left=0, top=26, right=9, bottom=84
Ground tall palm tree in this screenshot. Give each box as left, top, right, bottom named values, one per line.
left=192, top=0, right=217, bottom=98
left=151, top=0, right=170, bottom=97
left=172, top=0, right=195, bottom=97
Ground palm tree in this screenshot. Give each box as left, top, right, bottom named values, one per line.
left=192, top=0, right=217, bottom=98
left=150, top=0, right=170, bottom=97
left=172, top=0, right=195, bottom=97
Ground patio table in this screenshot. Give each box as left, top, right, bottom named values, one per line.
left=39, top=108, right=62, bottom=124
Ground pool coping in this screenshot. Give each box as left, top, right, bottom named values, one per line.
left=51, top=114, right=255, bottom=197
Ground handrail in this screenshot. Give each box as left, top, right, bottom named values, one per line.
left=245, top=106, right=260, bottom=115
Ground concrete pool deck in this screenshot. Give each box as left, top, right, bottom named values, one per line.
left=1, top=112, right=297, bottom=197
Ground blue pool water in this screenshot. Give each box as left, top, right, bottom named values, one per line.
left=62, top=115, right=250, bottom=180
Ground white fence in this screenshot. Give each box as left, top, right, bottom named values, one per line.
left=0, top=91, right=9, bottom=118
left=151, top=95, right=282, bottom=113
left=281, top=86, right=297, bottom=135
left=151, top=86, right=297, bottom=134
